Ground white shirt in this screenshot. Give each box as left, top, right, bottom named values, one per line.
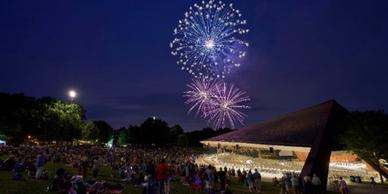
left=312, top=176, right=321, bottom=186
left=304, top=176, right=311, bottom=183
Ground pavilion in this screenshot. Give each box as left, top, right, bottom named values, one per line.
left=200, top=100, right=383, bottom=189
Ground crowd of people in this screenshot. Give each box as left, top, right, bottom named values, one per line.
left=0, top=145, right=353, bottom=194
left=0, top=145, right=253, bottom=194
left=272, top=173, right=323, bottom=194
left=0, top=145, right=193, bottom=193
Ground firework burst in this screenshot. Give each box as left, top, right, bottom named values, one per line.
left=183, top=78, right=219, bottom=117
left=206, top=82, right=250, bottom=129
left=170, top=0, right=249, bottom=79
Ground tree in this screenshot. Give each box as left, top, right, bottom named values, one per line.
left=340, top=111, right=388, bottom=183
left=0, top=93, right=38, bottom=144
left=127, top=125, right=141, bottom=144
left=118, top=127, right=129, bottom=145
left=112, top=129, right=119, bottom=146
left=170, top=125, right=184, bottom=145
left=139, top=118, right=170, bottom=145
left=177, top=134, right=189, bottom=147
left=81, top=121, right=97, bottom=142
left=38, top=99, right=85, bottom=142
left=93, top=120, right=113, bottom=143
left=0, top=93, right=92, bottom=144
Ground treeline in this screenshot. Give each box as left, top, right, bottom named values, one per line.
left=0, top=93, right=112, bottom=145
left=0, top=92, right=231, bottom=146
left=115, top=117, right=233, bottom=147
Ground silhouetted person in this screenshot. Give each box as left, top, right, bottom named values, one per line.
left=156, top=159, right=169, bottom=194
left=311, top=174, right=321, bottom=194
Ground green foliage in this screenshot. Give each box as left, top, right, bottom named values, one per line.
left=0, top=93, right=89, bottom=144
left=93, top=120, right=113, bottom=143
left=81, top=121, right=97, bottom=141
left=40, top=99, right=85, bottom=142
left=118, top=127, right=129, bottom=145
left=81, top=120, right=113, bottom=143
left=30, top=98, right=85, bottom=142
left=340, top=111, right=388, bottom=182
left=0, top=92, right=231, bottom=147
left=341, top=111, right=388, bottom=160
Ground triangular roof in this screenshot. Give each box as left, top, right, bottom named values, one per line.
left=204, top=100, right=347, bottom=147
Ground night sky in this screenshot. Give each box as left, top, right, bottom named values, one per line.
left=1, top=0, right=388, bottom=131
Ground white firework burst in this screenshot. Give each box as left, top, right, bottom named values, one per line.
left=170, top=0, right=249, bottom=79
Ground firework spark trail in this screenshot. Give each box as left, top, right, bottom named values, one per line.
left=170, top=0, right=249, bottom=79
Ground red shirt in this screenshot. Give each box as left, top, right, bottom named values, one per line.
left=156, top=162, right=169, bottom=181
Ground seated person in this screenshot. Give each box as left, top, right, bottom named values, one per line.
left=25, top=161, right=36, bottom=176
left=13, top=162, right=24, bottom=181
left=48, top=168, right=70, bottom=192
left=3, top=156, right=16, bottom=171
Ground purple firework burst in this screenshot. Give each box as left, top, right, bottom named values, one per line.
left=206, top=82, right=250, bottom=129
left=184, top=78, right=220, bottom=117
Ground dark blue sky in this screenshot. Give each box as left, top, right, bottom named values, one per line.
left=1, top=0, right=388, bottom=130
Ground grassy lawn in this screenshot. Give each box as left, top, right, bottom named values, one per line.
left=0, top=160, right=272, bottom=194
left=0, top=161, right=341, bottom=194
